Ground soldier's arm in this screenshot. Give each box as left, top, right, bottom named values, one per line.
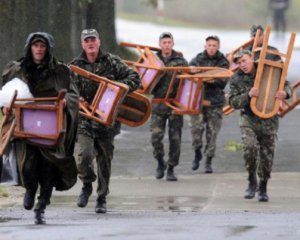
left=228, top=76, right=250, bottom=109
left=112, top=55, right=141, bottom=92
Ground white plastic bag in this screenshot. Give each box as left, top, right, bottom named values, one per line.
left=0, top=78, right=33, bottom=107
left=0, top=143, right=19, bottom=186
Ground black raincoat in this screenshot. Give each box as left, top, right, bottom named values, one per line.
left=1, top=32, right=79, bottom=191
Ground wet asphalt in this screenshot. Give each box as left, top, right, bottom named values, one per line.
left=0, top=109, right=300, bottom=239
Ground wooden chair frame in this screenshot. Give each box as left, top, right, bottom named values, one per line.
left=250, top=26, right=296, bottom=119
left=0, top=91, right=17, bottom=156
left=278, top=79, right=300, bottom=117
left=70, top=65, right=151, bottom=127
left=13, top=91, right=66, bottom=146
left=120, top=42, right=165, bottom=94
left=70, top=65, right=129, bottom=126
left=152, top=67, right=233, bottom=115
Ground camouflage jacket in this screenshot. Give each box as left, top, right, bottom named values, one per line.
left=151, top=50, right=188, bottom=114
left=70, top=50, right=141, bottom=139
left=189, top=50, right=229, bottom=107
left=228, top=68, right=292, bottom=135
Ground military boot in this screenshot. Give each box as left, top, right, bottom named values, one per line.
left=244, top=173, right=257, bottom=199
left=205, top=157, right=213, bottom=173
left=77, top=183, right=93, bottom=207
left=192, top=148, right=202, bottom=171
left=95, top=196, right=107, bottom=214
left=23, top=188, right=37, bottom=210
left=257, top=180, right=269, bottom=202
left=34, top=198, right=47, bottom=225
left=166, top=165, right=177, bottom=181
left=156, top=158, right=166, bottom=179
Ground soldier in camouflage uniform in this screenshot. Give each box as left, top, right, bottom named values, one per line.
left=70, top=29, right=140, bottom=213
left=189, top=35, right=229, bottom=173
left=151, top=32, right=188, bottom=181
left=228, top=49, right=292, bottom=202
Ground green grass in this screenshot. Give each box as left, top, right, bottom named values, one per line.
left=225, top=140, right=243, bottom=152
left=0, top=186, right=9, bottom=197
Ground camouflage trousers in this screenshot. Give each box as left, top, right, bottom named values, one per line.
left=240, top=127, right=276, bottom=181
left=150, top=112, right=183, bottom=167
left=190, top=106, right=223, bottom=158
left=76, top=134, right=114, bottom=197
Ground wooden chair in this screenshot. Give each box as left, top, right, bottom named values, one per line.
left=0, top=91, right=66, bottom=155
left=117, top=91, right=151, bottom=127
left=13, top=91, right=66, bottom=147
left=0, top=91, right=17, bottom=156
left=120, top=42, right=165, bottom=94
left=250, top=26, right=296, bottom=119
left=278, top=80, right=300, bottom=117
left=69, top=65, right=151, bottom=127
left=153, top=67, right=233, bottom=115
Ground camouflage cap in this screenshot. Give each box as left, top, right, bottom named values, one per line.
left=250, top=25, right=264, bottom=37
left=81, top=29, right=99, bottom=41
left=233, top=49, right=251, bottom=63
left=159, top=32, right=173, bottom=40
left=30, top=35, right=47, bottom=45
left=206, top=35, right=220, bottom=43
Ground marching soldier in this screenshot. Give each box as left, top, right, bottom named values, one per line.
left=228, top=49, right=292, bottom=201
left=189, top=35, right=229, bottom=173
left=70, top=29, right=140, bottom=213
left=150, top=32, right=188, bottom=181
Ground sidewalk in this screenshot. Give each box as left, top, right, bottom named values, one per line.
left=50, top=172, right=300, bottom=213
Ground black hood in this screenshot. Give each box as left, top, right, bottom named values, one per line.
left=23, top=32, right=55, bottom=65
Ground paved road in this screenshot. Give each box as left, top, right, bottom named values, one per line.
left=1, top=110, right=300, bottom=239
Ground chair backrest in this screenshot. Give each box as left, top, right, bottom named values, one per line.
left=20, top=107, right=63, bottom=146
left=13, top=92, right=66, bottom=147
left=178, top=78, right=201, bottom=109
left=250, top=26, right=296, bottom=118
left=120, top=42, right=164, bottom=94
left=96, top=84, right=122, bottom=123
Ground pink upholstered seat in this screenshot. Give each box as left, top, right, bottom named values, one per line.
left=178, top=79, right=202, bottom=110
left=22, top=108, right=60, bottom=146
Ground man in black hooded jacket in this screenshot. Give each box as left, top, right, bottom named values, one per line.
left=1, top=32, right=79, bottom=224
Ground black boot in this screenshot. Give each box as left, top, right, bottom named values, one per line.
left=166, top=165, right=177, bottom=181
left=257, top=180, right=269, bottom=202
left=244, top=173, right=257, bottom=199
left=95, top=196, right=107, bottom=214
left=192, top=148, right=202, bottom=171
left=77, top=183, right=93, bottom=207
left=205, top=157, right=213, bottom=173
left=156, top=158, right=166, bottom=179
left=23, top=188, right=37, bottom=210
left=34, top=199, right=47, bottom=225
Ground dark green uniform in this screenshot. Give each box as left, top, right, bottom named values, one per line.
left=151, top=50, right=188, bottom=167
left=228, top=68, right=292, bottom=182
left=189, top=51, right=229, bottom=159
left=70, top=51, right=140, bottom=197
